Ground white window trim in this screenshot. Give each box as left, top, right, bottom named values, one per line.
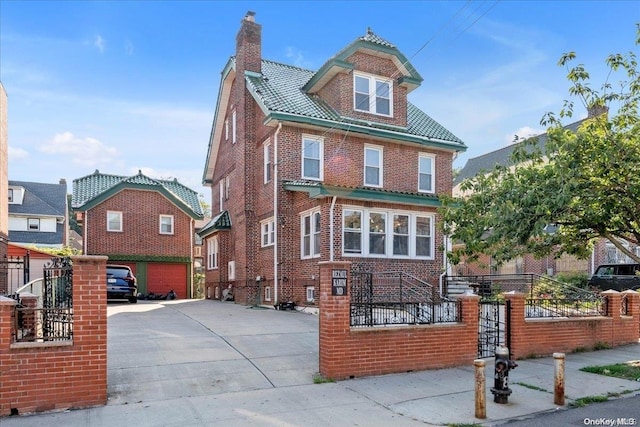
left=364, top=144, right=383, bottom=188
left=353, top=72, right=393, bottom=117
left=207, top=237, right=219, bottom=270
left=159, top=214, right=174, bottom=235
left=306, top=286, right=315, bottom=303
left=264, top=286, right=272, bottom=302
left=418, top=153, right=435, bottom=193
left=28, top=218, right=40, bottom=231
left=225, top=118, right=229, bottom=141
left=264, top=141, right=272, bottom=184
left=225, top=176, right=230, bottom=200
left=8, top=188, right=13, bottom=203
left=232, top=110, right=237, bottom=144
left=261, top=218, right=275, bottom=247
left=301, top=208, right=321, bottom=259
left=107, top=211, right=123, bottom=232
left=342, top=207, right=434, bottom=260
left=301, top=135, right=324, bottom=181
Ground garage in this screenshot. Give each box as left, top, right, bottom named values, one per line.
left=146, top=263, right=188, bottom=298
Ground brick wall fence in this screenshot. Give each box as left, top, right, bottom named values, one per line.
left=319, top=261, right=480, bottom=379
left=506, top=291, right=640, bottom=358
left=319, top=261, right=640, bottom=380
left=0, top=255, right=107, bottom=416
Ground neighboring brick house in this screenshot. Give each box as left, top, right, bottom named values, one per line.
left=8, top=179, right=68, bottom=248
left=72, top=170, right=204, bottom=298
left=453, top=112, right=636, bottom=278
left=201, top=12, right=466, bottom=305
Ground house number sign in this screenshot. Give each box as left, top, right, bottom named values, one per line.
left=332, top=269, right=347, bottom=296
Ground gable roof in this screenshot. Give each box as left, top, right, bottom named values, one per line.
left=203, top=29, right=465, bottom=185
left=8, top=180, right=67, bottom=217
left=245, top=58, right=463, bottom=149
left=303, top=28, right=423, bottom=94
left=72, top=170, right=204, bottom=219
left=454, top=118, right=588, bottom=185
left=197, top=210, right=231, bottom=238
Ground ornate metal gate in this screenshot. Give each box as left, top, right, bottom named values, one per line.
left=478, top=299, right=510, bottom=358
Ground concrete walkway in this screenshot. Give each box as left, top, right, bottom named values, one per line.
left=2, top=299, right=640, bottom=426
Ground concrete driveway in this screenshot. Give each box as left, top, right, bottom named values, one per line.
left=107, top=300, right=320, bottom=405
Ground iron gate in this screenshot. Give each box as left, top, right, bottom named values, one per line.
left=478, top=299, right=510, bottom=358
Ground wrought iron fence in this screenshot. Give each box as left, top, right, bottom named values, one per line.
left=0, top=253, right=30, bottom=295
left=350, top=270, right=460, bottom=327
left=621, top=293, right=630, bottom=316
left=13, top=257, right=73, bottom=342
left=525, top=295, right=607, bottom=318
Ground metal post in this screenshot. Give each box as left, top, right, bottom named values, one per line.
left=554, top=352, right=565, bottom=405
left=474, top=359, right=486, bottom=419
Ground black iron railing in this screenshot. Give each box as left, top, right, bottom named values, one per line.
left=350, top=271, right=460, bottom=327
left=13, top=257, right=73, bottom=342
left=525, top=296, right=607, bottom=318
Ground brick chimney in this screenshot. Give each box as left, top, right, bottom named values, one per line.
left=236, top=11, right=261, bottom=74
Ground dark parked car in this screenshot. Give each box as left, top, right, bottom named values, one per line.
left=107, top=264, right=138, bottom=303
left=588, top=263, right=640, bottom=291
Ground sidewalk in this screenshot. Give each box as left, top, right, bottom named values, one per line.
left=1, top=300, right=639, bottom=426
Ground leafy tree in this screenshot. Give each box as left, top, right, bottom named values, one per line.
left=440, top=25, right=640, bottom=266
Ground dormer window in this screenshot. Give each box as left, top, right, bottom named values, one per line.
left=354, top=73, right=392, bottom=117
left=8, top=189, right=13, bottom=203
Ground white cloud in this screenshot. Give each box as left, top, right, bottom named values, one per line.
left=94, top=35, right=105, bottom=53
left=285, top=47, right=312, bottom=69
left=8, top=146, right=29, bottom=160
left=39, top=132, right=120, bottom=168
left=125, top=40, right=134, bottom=56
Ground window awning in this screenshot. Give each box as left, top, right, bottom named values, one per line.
left=282, top=180, right=442, bottom=207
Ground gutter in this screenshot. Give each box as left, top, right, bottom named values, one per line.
left=273, top=122, right=282, bottom=304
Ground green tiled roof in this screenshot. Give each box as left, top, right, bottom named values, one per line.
left=282, top=180, right=442, bottom=207
left=360, top=28, right=395, bottom=48
left=197, top=210, right=231, bottom=237
left=72, top=170, right=204, bottom=219
left=245, top=59, right=465, bottom=149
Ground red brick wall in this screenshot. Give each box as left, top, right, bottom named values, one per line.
left=84, top=189, right=192, bottom=258
left=319, top=261, right=479, bottom=379
left=0, top=256, right=107, bottom=416
left=506, top=291, right=640, bottom=359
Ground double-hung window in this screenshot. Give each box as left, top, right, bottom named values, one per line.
left=107, top=211, right=122, bottom=232
left=302, top=135, right=323, bottom=181
left=264, top=141, right=272, bottom=183
left=342, top=208, right=434, bottom=259
left=354, top=73, right=392, bottom=116
left=418, top=154, right=435, bottom=193
left=28, top=218, right=40, bottom=231
left=207, top=237, right=219, bottom=269
left=261, top=218, right=275, bottom=247
left=301, top=210, right=321, bottom=259
left=343, top=210, right=362, bottom=254
left=364, top=145, right=383, bottom=187
left=159, top=215, right=174, bottom=235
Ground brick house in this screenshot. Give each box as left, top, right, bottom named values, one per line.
left=453, top=112, right=637, bottom=278
left=72, top=170, right=204, bottom=298
left=201, top=12, right=466, bottom=305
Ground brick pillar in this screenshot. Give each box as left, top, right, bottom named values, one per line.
left=318, top=261, right=351, bottom=379
left=0, top=297, right=18, bottom=414
left=602, top=290, right=621, bottom=319
left=503, top=292, right=526, bottom=359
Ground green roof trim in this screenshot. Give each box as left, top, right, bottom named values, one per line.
left=106, top=254, right=191, bottom=263
left=303, top=29, right=423, bottom=94
left=302, top=59, right=354, bottom=93
left=72, top=170, right=204, bottom=219
left=197, top=210, right=232, bottom=238
left=282, top=180, right=442, bottom=207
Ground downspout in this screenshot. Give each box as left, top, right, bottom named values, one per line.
left=273, top=122, right=282, bottom=305
left=83, top=211, right=88, bottom=255
left=329, top=196, right=337, bottom=261
left=440, top=232, right=452, bottom=297
left=190, top=218, right=194, bottom=299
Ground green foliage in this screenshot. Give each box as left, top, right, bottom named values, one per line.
left=554, top=272, right=589, bottom=288
left=26, top=245, right=81, bottom=257
left=570, top=395, right=609, bottom=407
left=441, top=25, right=640, bottom=266
left=312, top=373, right=335, bottom=384
left=581, top=361, right=640, bottom=381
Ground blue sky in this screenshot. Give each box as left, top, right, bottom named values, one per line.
left=1, top=1, right=638, bottom=199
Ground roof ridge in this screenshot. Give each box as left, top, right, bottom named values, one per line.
left=261, top=58, right=315, bottom=73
